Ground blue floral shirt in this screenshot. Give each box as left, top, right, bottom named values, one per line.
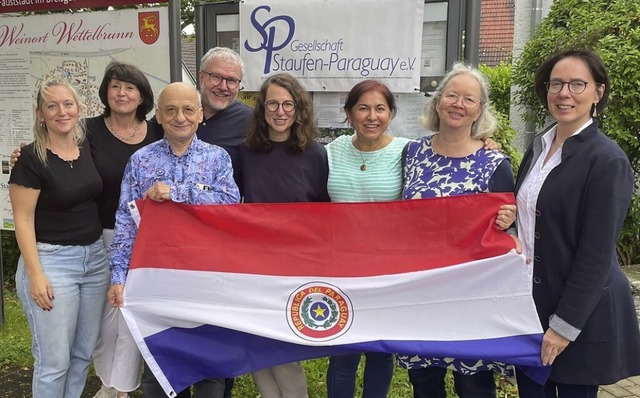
left=110, top=137, right=240, bottom=284
left=398, top=134, right=514, bottom=376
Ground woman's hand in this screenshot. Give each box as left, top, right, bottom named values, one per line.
left=9, top=143, right=25, bottom=167
left=108, top=284, right=125, bottom=308
left=541, top=327, right=570, bottom=366
left=509, top=235, right=523, bottom=254
left=29, top=271, right=53, bottom=311
left=481, top=137, right=502, bottom=151
left=495, top=204, right=516, bottom=230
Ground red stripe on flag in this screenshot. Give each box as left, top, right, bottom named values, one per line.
left=129, top=193, right=515, bottom=277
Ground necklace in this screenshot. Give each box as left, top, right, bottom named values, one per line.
left=67, top=160, right=73, bottom=169
left=105, top=117, right=140, bottom=141
left=354, top=136, right=386, bottom=171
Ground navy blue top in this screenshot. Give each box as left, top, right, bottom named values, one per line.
left=241, top=141, right=330, bottom=203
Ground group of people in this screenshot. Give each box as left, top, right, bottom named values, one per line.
left=8, top=46, right=640, bottom=398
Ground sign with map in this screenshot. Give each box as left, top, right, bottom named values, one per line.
left=0, top=7, right=170, bottom=230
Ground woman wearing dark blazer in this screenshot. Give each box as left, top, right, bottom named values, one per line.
left=514, top=49, right=640, bottom=397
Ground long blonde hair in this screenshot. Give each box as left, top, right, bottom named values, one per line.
left=33, top=78, right=85, bottom=165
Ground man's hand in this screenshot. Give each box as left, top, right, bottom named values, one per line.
left=144, top=182, right=171, bottom=202
left=108, top=284, right=125, bottom=308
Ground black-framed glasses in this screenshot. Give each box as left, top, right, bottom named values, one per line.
left=161, top=105, right=200, bottom=118
left=440, top=92, right=480, bottom=108
left=265, top=100, right=296, bottom=112
left=201, top=71, right=241, bottom=89
left=545, top=80, right=589, bottom=94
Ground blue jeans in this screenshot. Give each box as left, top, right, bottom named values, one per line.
left=516, top=369, right=598, bottom=398
left=327, top=352, right=394, bottom=398
left=408, top=367, right=496, bottom=398
left=16, top=239, right=110, bottom=398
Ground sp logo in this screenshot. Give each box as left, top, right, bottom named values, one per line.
left=244, top=5, right=295, bottom=74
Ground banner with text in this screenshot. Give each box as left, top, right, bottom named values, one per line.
left=0, top=7, right=170, bottom=230
left=0, top=0, right=158, bottom=14
left=240, top=0, right=423, bottom=92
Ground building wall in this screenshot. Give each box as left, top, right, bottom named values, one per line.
left=510, top=0, right=555, bottom=151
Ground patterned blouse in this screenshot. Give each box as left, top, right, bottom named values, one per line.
left=397, top=134, right=514, bottom=376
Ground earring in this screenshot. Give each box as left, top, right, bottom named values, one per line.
left=40, top=122, right=45, bottom=128
left=592, top=103, right=598, bottom=117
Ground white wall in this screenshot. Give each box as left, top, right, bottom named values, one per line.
left=510, top=0, right=554, bottom=152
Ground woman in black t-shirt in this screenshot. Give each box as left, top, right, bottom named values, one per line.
left=9, top=78, right=110, bottom=398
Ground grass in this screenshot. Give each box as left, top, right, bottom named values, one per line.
left=0, top=289, right=32, bottom=367
left=0, top=288, right=519, bottom=397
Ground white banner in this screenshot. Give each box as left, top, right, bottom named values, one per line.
left=0, top=8, right=170, bottom=230
left=240, top=0, right=424, bottom=92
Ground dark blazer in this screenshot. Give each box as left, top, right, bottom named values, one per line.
left=515, top=120, right=640, bottom=385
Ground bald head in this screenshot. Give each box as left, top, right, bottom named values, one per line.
left=156, top=83, right=204, bottom=152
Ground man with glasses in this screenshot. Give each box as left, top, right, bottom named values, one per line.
left=196, top=47, right=253, bottom=191
left=108, top=82, right=240, bottom=398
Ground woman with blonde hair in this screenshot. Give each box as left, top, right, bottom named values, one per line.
left=10, top=78, right=109, bottom=398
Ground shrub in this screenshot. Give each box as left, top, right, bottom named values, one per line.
left=480, top=62, right=522, bottom=175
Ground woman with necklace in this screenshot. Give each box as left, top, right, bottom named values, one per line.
left=324, top=80, right=408, bottom=398
left=87, top=62, right=162, bottom=398
left=10, top=62, right=162, bottom=398
left=10, top=78, right=109, bottom=398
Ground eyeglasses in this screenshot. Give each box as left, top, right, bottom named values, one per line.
left=161, top=105, right=200, bottom=118
left=265, top=100, right=296, bottom=112
left=545, top=80, right=589, bottom=94
left=201, top=71, right=241, bottom=89
left=440, top=92, right=480, bottom=108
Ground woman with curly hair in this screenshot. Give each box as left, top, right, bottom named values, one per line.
left=241, top=72, right=329, bottom=397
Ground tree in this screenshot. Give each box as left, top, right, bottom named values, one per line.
left=511, top=0, right=640, bottom=264
left=181, top=0, right=194, bottom=31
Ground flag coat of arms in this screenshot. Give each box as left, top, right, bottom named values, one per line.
left=121, top=193, right=547, bottom=395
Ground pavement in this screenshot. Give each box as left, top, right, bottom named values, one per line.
left=600, top=376, right=640, bottom=398
left=603, top=266, right=640, bottom=398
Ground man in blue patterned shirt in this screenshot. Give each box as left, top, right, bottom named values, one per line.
left=108, top=81, right=240, bottom=295
left=106, top=82, right=240, bottom=398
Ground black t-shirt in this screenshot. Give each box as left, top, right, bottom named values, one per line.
left=9, top=143, right=103, bottom=245
left=86, top=116, right=163, bottom=229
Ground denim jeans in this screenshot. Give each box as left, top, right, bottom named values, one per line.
left=408, top=367, right=496, bottom=398
left=516, top=369, right=598, bottom=398
left=327, top=352, right=394, bottom=398
left=141, top=363, right=225, bottom=398
left=16, top=239, right=110, bottom=398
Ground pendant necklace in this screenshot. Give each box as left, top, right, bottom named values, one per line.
left=67, top=160, right=74, bottom=169
left=106, top=117, right=140, bottom=141
left=355, top=136, right=385, bottom=171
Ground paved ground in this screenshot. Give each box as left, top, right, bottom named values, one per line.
left=599, top=376, right=640, bottom=398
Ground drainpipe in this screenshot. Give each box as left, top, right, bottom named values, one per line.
left=464, top=0, right=481, bottom=66
left=525, top=0, right=543, bottom=148
left=169, top=0, right=182, bottom=83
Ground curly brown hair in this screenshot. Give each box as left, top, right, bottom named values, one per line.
left=245, top=73, right=318, bottom=153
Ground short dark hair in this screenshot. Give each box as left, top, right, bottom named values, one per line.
left=343, top=80, right=397, bottom=122
left=245, top=73, right=318, bottom=153
left=98, top=61, right=155, bottom=121
left=534, top=49, right=610, bottom=115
